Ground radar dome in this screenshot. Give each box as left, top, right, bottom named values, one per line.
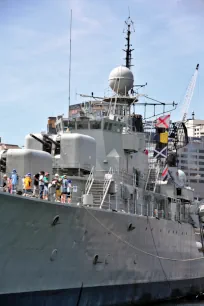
left=169, top=168, right=187, bottom=187
left=176, top=169, right=187, bottom=186
left=109, top=66, right=134, bottom=95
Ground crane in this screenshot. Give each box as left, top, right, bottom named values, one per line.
left=181, top=64, right=199, bottom=122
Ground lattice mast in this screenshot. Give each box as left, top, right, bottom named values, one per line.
left=123, top=16, right=135, bottom=69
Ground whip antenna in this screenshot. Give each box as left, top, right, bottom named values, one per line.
left=68, top=9, right=72, bottom=118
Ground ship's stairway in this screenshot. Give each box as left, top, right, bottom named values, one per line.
left=145, top=166, right=160, bottom=192
left=89, top=180, right=108, bottom=206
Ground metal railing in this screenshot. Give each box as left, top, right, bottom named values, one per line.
left=122, top=123, right=144, bottom=135
left=100, top=167, right=113, bottom=209
left=0, top=170, right=191, bottom=224
left=133, top=172, right=137, bottom=188
left=145, top=162, right=161, bottom=192
left=153, top=163, right=161, bottom=192
left=145, top=168, right=151, bottom=191
left=85, top=166, right=95, bottom=194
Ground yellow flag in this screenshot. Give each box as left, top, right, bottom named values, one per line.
left=160, top=132, right=168, bottom=144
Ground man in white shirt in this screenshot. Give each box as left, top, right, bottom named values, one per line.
left=39, top=171, right=45, bottom=199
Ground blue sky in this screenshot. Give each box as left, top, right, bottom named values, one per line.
left=0, top=0, right=203, bottom=145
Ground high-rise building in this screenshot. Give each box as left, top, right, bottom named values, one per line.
left=177, top=136, right=204, bottom=200
left=185, top=113, right=204, bottom=137
left=176, top=114, right=204, bottom=199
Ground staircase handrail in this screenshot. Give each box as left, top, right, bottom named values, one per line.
left=100, top=167, right=113, bottom=209
left=85, top=166, right=95, bottom=194
left=133, top=172, right=137, bottom=188
left=145, top=168, right=151, bottom=191
left=153, top=163, right=161, bottom=192
left=145, top=162, right=161, bottom=191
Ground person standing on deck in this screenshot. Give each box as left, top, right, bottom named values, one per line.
left=61, top=175, right=68, bottom=204
left=48, top=174, right=58, bottom=202
left=51, top=173, right=61, bottom=202
left=2, top=174, right=8, bottom=192
left=67, top=180, right=72, bottom=204
left=7, top=176, right=12, bottom=194
left=39, top=171, right=45, bottom=199
left=55, top=176, right=62, bottom=202
left=43, top=172, right=50, bottom=200
left=33, top=173, right=39, bottom=197
left=24, top=173, right=32, bottom=196
left=10, top=169, right=18, bottom=194
left=22, top=175, right=26, bottom=195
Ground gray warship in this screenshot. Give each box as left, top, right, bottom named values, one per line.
left=0, top=17, right=204, bottom=306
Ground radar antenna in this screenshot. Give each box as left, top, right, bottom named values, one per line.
left=123, top=13, right=135, bottom=69
left=68, top=9, right=72, bottom=119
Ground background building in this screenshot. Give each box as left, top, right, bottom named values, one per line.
left=0, top=143, right=20, bottom=150
left=177, top=136, right=204, bottom=200
left=185, top=119, right=204, bottom=138
left=47, top=117, right=57, bottom=134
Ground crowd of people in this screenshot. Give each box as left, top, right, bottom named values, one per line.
left=1, top=169, right=73, bottom=204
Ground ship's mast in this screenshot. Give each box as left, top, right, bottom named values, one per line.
left=123, top=15, right=135, bottom=69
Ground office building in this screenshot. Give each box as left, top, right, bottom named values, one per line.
left=178, top=137, right=204, bottom=200
left=185, top=113, right=204, bottom=138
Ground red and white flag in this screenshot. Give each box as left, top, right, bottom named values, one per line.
left=155, top=114, right=170, bottom=129
left=161, top=165, right=168, bottom=181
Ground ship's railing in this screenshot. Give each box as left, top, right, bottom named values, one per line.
left=145, top=162, right=161, bottom=192
left=93, top=168, right=138, bottom=186
left=81, top=187, right=190, bottom=224
left=100, top=167, right=113, bottom=209
left=48, top=192, right=83, bottom=205
left=122, top=118, right=157, bottom=135
left=0, top=171, right=184, bottom=221
left=0, top=170, right=190, bottom=223
left=136, top=192, right=168, bottom=218
left=122, top=123, right=144, bottom=135
left=82, top=193, right=132, bottom=213
left=135, top=191, right=190, bottom=222
left=85, top=166, right=95, bottom=194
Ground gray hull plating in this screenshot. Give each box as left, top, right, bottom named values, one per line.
left=0, top=192, right=204, bottom=305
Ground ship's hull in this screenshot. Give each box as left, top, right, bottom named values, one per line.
left=0, top=192, right=204, bottom=305
left=1, top=278, right=204, bottom=306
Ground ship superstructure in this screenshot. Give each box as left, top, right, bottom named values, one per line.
left=0, top=16, right=204, bottom=306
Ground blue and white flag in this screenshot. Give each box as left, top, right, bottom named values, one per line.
left=154, top=146, right=167, bottom=159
